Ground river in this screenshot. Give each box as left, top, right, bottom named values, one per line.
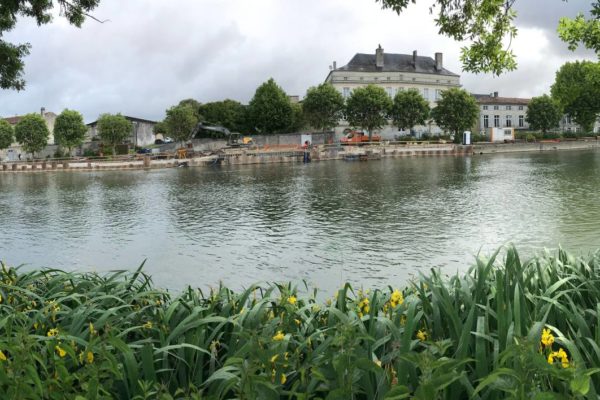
left=1, top=150, right=599, bottom=294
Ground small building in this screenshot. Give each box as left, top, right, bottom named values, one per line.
left=1, top=108, right=57, bottom=160
left=472, top=92, right=530, bottom=134
left=324, top=45, right=461, bottom=137
left=86, top=116, right=157, bottom=147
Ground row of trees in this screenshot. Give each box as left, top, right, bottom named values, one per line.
left=157, top=79, right=480, bottom=143
left=524, top=60, right=600, bottom=135
left=0, top=110, right=136, bottom=158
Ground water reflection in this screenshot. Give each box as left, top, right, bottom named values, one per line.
left=0, top=151, right=600, bottom=294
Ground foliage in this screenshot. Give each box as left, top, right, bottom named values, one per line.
left=551, top=61, right=600, bottom=133
left=53, top=109, right=87, bottom=155
left=14, top=113, right=49, bottom=156
left=97, top=114, right=132, bottom=156
left=525, top=95, right=562, bottom=135
left=152, top=121, right=167, bottom=135
left=345, top=84, right=393, bottom=141
left=558, top=2, right=600, bottom=54
left=3, top=247, right=600, bottom=398
left=0, top=119, right=14, bottom=150
left=390, top=88, right=430, bottom=131
left=302, top=83, right=345, bottom=132
left=0, top=0, right=102, bottom=90
left=248, top=78, right=293, bottom=134
left=430, top=88, right=479, bottom=142
left=178, top=98, right=202, bottom=120
left=288, top=102, right=307, bottom=133
left=377, top=1, right=600, bottom=75
left=164, top=104, right=199, bottom=144
left=198, top=99, right=246, bottom=132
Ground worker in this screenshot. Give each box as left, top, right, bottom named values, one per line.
left=303, top=140, right=311, bottom=163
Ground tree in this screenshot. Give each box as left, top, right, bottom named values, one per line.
left=178, top=99, right=202, bottom=120
left=525, top=95, right=562, bottom=135
left=551, top=61, right=600, bottom=133
left=0, top=120, right=14, bottom=150
left=164, top=104, right=198, bottom=144
left=248, top=78, right=293, bottom=134
left=198, top=99, right=246, bottom=132
left=390, top=88, right=430, bottom=133
left=302, top=83, right=345, bottom=132
left=0, top=0, right=102, bottom=90
left=14, top=113, right=49, bottom=158
left=153, top=121, right=167, bottom=135
left=345, top=84, right=392, bottom=141
left=288, top=102, right=307, bottom=133
left=377, top=0, right=600, bottom=75
left=97, top=114, right=132, bottom=155
left=430, top=88, right=479, bottom=142
left=54, top=109, right=87, bottom=156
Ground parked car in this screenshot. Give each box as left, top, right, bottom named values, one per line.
left=164, top=137, right=174, bottom=143
left=137, top=148, right=152, bottom=154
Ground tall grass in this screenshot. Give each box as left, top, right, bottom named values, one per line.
left=1, top=246, right=600, bottom=399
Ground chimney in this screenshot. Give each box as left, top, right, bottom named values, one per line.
left=40, top=107, right=45, bottom=116
left=494, top=91, right=499, bottom=98
left=412, top=50, right=417, bottom=67
left=333, top=61, right=337, bottom=70
left=435, top=52, right=443, bottom=71
left=376, top=44, right=384, bottom=68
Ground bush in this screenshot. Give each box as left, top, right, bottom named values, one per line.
left=1, top=247, right=600, bottom=398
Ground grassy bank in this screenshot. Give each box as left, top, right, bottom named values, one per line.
left=1, top=247, right=600, bottom=399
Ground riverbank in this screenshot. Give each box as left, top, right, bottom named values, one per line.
left=1, top=138, right=598, bottom=173
left=0, top=246, right=598, bottom=398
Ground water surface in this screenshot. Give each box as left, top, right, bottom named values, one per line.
left=1, top=150, right=599, bottom=293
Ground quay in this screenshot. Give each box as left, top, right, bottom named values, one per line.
left=1, top=138, right=599, bottom=173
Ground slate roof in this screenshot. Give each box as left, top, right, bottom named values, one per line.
left=473, top=94, right=530, bottom=105
left=337, top=53, right=460, bottom=77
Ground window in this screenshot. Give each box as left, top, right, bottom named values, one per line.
left=519, top=105, right=524, bottom=110
left=360, top=77, right=364, bottom=81
left=506, top=105, right=512, bottom=110
left=483, top=115, right=489, bottom=128
left=435, top=89, right=442, bottom=100
left=374, top=77, right=378, bottom=81
left=343, top=87, right=350, bottom=98
left=519, top=115, right=524, bottom=127
left=387, top=77, right=391, bottom=80
left=482, top=105, right=488, bottom=110
left=386, top=87, right=393, bottom=97
left=423, top=88, right=429, bottom=100
left=493, top=105, right=499, bottom=110
left=505, top=115, right=512, bottom=127
left=494, top=115, right=500, bottom=127
left=343, top=77, right=348, bottom=81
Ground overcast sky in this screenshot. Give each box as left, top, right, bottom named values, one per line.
left=0, top=0, right=596, bottom=122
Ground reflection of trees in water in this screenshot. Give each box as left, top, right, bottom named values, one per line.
left=165, top=166, right=295, bottom=238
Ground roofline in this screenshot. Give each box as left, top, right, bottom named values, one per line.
left=86, top=115, right=158, bottom=126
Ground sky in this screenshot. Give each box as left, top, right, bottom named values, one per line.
left=0, top=0, right=596, bottom=123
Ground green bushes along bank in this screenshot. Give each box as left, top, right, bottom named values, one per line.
left=1, top=247, right=600, bottom=399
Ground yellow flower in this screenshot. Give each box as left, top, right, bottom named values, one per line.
left=294, top=319, right=301, bottom=325
left=89, top=322, right=96, bottom=336
left=390, top=289, right=404, bottom=308
left=273, top=331, right=285, bottom=341
left=55, top=345, right=66, bottom=358
left=47, top=328, right=59, bottom=337
left=0, top=294, right=2, bottom=303
left=143, top=321, right=153, bottom=329
left=416, top=329, right=428, bottom=341
left=548, top=348, right=569, bottom=368
left=0, top=350, right=6, bottom=361
left=280, top=373, right=287, bottom=385
left=270, top=354, right=279, bottom=363
left=33, top=322, right=39, bottom=330
left=86, top=351, right=94, bottom=364
left=541, top=328, right=554, bottom=347
left=358, top=297, right=370, bottom=316
left=288, top=296, right=297, bottom=305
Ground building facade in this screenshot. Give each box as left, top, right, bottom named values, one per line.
left=86, top=116, right=157, bottom=147
left=472, top=92, right=530, bottom=134
left=324, top=45, right=461, bottom=137
left=1, top=108, right=57, bottom=160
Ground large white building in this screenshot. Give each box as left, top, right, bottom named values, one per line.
left=324, top=45, right=461, bottom=137
left=472, top=92, right=530, bottom=133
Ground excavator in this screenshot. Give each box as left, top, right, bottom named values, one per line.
left=190, top=123, right=253, bottom=148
